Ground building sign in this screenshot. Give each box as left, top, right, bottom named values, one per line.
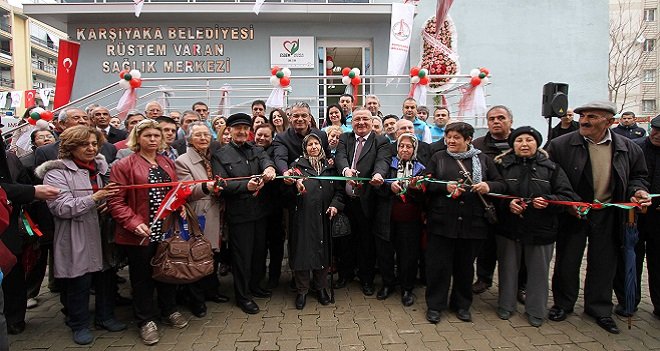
left=75, top=25, right=256, bottom=74
left=270, top=36, right=315, bottom=69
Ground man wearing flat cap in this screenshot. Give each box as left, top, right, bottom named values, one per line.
left=613, top=114, right=660, bottom=320
left=211, top=113, right=277, bottom=315
left=545, top=101, right=651, bottom=334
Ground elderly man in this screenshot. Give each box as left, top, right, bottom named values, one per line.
left=92, top=106, right=127, bottom=144
left=550, top=108, right=579, bottom=140
left=546, top=101, right=651, bottom=334
left=612, top=111, right=646, bottom=140
left=365, top=94, right=382, bottom=117
left=334, top=107, right=391, bottom=295
left=401, top=98, right=432, bottom=143
left=144, top=101, right=163, bottom=119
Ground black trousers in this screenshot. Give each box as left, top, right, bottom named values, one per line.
left=425, top=235, right=482, bottom=311
left=265, top=209, right=285, bottom=280
left=1, top=255, right=26, bottom=325
left=375, top=220, right=421, bottom=291
left=120, top=243, right=177, bottom=327
left=340, top=198, right=376, bottom=284
left=552, top=209, right=618, bottom=317
left=614, top=209, right=660, bottom=312
left=187, top=252, right=222, bottom=308
left=229, top=217, right=267, bottom=303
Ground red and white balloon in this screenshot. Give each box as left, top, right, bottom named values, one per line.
left=270, top=66, right=291, bottom=88
left=27, top=107, right=55, bottom=125
left=341, top=67, right=361, bottom=86
left=410, top=66, right=430, bottom=86
left=469, top=67, right=490, bottom=87
left=118, top=69, right=143, bottom=90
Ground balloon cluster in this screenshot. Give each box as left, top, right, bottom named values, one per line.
left=326, top=56, right=334, bottom=70
left=270, top=66, right=291, bottom=87
left=341, top=67, right=361, bottom=86
left=469, top=67, right=490, bottom=87
left=118, top=69, right=143, bottom=89
left=409, top=66, right=430, bottom=86
left=27, top=107, right=54, bottom=125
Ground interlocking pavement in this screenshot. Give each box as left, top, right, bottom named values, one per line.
left=8, top=266, right=660, bottom=350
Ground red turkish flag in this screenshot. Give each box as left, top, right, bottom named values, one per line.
left=53, top=39, right=80, bottom=109
left=24, top=90, right=36, bottom=108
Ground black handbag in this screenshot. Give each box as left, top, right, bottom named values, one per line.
left=331, top=212, right=351, bottom=238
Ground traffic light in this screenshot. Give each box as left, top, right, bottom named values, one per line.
left=542, top=82, right=569, bottom=118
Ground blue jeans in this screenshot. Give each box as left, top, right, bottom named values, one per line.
left=61, top=270, right=115, bottom=331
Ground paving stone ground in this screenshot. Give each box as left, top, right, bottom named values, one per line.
left=8, top=257, right=660, bottom=350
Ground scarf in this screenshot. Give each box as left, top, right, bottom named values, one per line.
left=73, top=158, right=100, bottom=192
left=396, top=133, right=419, bottom=188
left=194, top=146, right=213, bottom=178
left=302, top=134, right=326, bottom=175
left=446, top=144, right=482, bottom=184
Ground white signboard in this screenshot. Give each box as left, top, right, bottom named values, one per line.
left=1, top=117, right=20, bottom=129
left=270, top=36, right=315, bottom=69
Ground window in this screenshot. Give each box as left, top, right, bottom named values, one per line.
left=644, top=69, right=656, bottom=82
left=642, top=99, right=656, bottom=112
left=645, top=8, right=656, bottom=22
left=644, top=39, right=655, bottom=52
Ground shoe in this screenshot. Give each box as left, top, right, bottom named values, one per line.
left=26, top=298, right=38, bottom=309
left=527, top=314, right=544, bottom=327
left=471, top=280, right=491, bottom=294
left=190, top=304, right=207, bottom=318
left=252, top=288, right=272, bottom=298
left=361, top=282, right=375, bottom=296
left=548, top=306, right=572, bottom=322
left=377, top=286, right=394, bottom=300
left=267, top=276, right=280, bottom=289
left=206, top=293, right=230, bottom=303
left=218, top=263, right=231, bottom=276
left=496, top=307, right=512, bottom=320
left=318, top=289, right=331, bottom=305
left=456, top=309, right=472, bottom=322
left=614, top=304, right=637, bottom=317
left=595, top=316, right=620, bottom=334
left=517, top=289, right=526, bottom=305
left=295, top=294, right=307, bottom=310
left=7, top=321, right=25, bottom=335
left=115, top=294, right=133, bottom=306
left=426, top=309, right=441, bottom=324
left=164, top=311, right=188, bottom=329
left=73, top=328, right=94, bottom=345
left=238, top=300, right=260, bottom=314
left=401, top=290, right=415, bottom=307
left=95, top=318, right=127, bottom=332
left=139, top=321, right=160, bottom=345
left=334, top=277, right=349, bottom=289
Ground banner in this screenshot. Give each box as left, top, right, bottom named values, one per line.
left=10, top=91, right=22, bottom=108
left=386, top=3, right=415, bottom=84
left=53, top=39, right=80, bottom=109
left=38, top=88, right=54, bottom=107
left=24, top=90, right=36, bottom=108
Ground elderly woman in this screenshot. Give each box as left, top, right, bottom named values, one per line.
left=269, top=108, right=288, bottom=135
left=424, top=122, right=506, bottom=324
left=175, top=122, right=229, bottom=318
left=288, top=133, right=344, bottom=309
left=375, top=133, right=425, bottom=307
left=493, top=126, right=577, bottom=327
left=108, top=119, right=187, bottom=346
left=322, top=104, right=350, bottom=132
left=37, top=126, right=125, bottom=345
left=325, top=125, right=343, bottom=159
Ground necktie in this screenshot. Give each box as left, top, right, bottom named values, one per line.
left=346, top=137, right=364, bottom=196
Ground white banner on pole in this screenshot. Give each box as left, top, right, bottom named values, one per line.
left=386, top=3, right=415, bottom=84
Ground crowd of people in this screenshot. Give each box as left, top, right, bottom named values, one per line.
left=0, top=94, right=658, bottom=348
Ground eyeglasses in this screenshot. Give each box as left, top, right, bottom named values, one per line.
left=35, top=135, right=55, bottom=141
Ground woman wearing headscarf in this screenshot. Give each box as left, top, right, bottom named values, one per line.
left=424, top=122, right=506, bottom=324
left=287, top=133, right=344, bottom=310
left=374, top=133, right=425, bottom=306
left=493, top=126, right=577, bottom=327
left=37, top=126, right=125, bottom=345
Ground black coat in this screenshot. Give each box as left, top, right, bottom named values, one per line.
left=635, top=137, right=660, bottom=211
left=612, top=123, right=646, bottom=140
left=334, top=132, right=391, bottom=218
left=272, top=127, right=330, bottom=174
left=425, top=151, right=506, bottom=239
left=494, top=150, right=579, bottom=245
left=211, top=142, right=276, bottom=224
left=472, top=132, right=510, bottom=158
left=106, top=126, right=128, bottom=144
left=286, top=157, right=344, bottom=271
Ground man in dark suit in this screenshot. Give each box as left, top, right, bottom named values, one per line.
left=34, top=108, right=117, bottom=166
left=334, top=107, right=391, bottom=295
left=91, top=106, right=127, bottom=144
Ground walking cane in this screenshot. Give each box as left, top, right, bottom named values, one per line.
left=328, top=216, right=335, bottom=304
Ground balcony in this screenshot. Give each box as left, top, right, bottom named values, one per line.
left=0, top=77, right=13, bottom=89
left=30, top=36, right=58, bottom=53
left=32, top=60, right=57, bottom=79
left=0, top=22, right=10, bottom=36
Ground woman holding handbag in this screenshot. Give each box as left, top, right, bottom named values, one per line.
left=37, top=126, right=125, bottom=345
left=108, top=119, right=188, bottom=346
left=287, top=133, right=344, bottom=310
left=175, top=122, right=229, bottom=318
left=424, top=122, right=506, bottom=324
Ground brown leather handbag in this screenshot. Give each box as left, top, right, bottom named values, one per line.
left=151, top=204, right=214, bottom=284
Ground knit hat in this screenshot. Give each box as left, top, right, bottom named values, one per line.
left=508, top=126, right=542, bottom=148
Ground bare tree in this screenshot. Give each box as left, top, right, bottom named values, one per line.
left=609, top=0, right=658, bottom=112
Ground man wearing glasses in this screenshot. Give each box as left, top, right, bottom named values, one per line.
left=144, top=101, right=163, bottom=119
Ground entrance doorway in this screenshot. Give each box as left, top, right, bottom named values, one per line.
left=317, top=39, right=371, bottom=125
